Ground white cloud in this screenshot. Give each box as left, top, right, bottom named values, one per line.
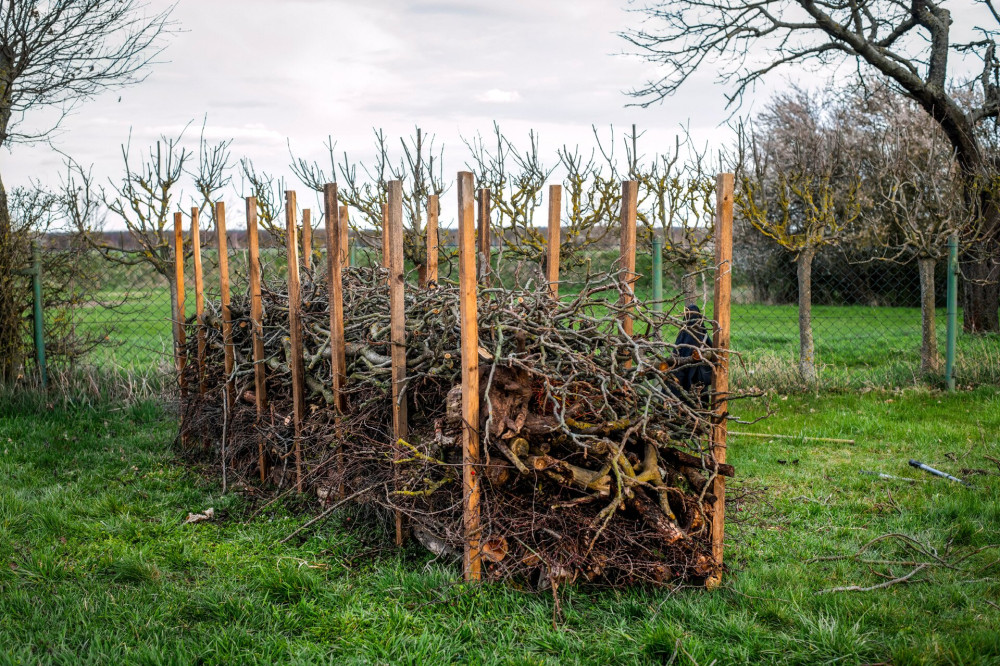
left=475, top=89, right=522, bottom=104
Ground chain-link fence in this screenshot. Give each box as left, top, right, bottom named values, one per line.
left=25, top=230, right=1000, bottom=390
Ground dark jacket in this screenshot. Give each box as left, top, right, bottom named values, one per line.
left=670, top=304, right=714, bottom=401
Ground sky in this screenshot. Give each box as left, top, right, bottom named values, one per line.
left=9, top=0, right=756, bottom=227
left=8, top=0, right=988, bottom=229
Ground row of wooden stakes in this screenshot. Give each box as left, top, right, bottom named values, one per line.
left=170, top=172, right=735, bottom=583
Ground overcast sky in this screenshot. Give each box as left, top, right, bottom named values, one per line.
left=9, top=0, right=761, bottom=226
left=10, top=0, right=987, bottom=228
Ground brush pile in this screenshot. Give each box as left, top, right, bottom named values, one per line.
left=181, top=265, right=736, bottom=586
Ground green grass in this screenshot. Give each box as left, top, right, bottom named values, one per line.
left=1, top=389, right=999, bottom=664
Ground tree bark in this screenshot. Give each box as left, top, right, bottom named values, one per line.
left=917, top=256, right=940, bottom=375
left=797, top=247, right=817, bottom=383
left=959, top=183, right=1000, bottom=333
left=0, top=171, right=23, bottom=383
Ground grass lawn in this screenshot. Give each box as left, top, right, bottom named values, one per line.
left=1, top=388, right=998, bottom=665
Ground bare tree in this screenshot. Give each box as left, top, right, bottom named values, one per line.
left=239, top=158, right=286, bottom=244
left=623, top=0, right=1000, bottom=332
left=737, top=90, right=862, bottom=381
left=0, top=0, right=175, bottom=380
left=68, top=133, right=190, bottom=350
left=848, top=88, right=987, bottom=373
left=464, top=123, right=553, bottom=269
left=290, top=129, right=445, bottom=280
left=191, top=122, right=233, bottom=227
left=630, top=126, right=716, bottom=303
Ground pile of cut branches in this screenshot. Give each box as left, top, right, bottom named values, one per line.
left=181, top=265, right=743, bottom=586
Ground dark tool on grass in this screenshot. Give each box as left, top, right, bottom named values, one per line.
left=908, top=459, right=970, bottom=486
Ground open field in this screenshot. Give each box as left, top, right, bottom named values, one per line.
left=2, top=388, right=998, bottom=664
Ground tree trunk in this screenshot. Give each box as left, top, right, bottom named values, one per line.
left=797, top=247, right=817, bottom=383
left=955, top=142, right=999, bottom=333
left=960, top=236, right=1000, bottom=333
left=0, top=172, right=23, bottom=383
left=917, top=256, right=940, bottom=375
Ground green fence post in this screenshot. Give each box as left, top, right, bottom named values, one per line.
left=945, top=234, right=958, bottom=392
left=26, top=243, right=47, bottom=389
left=652, top=236, right=663, bottom=312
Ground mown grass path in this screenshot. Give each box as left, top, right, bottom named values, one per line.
left=1, top=389, right=998, bottom=665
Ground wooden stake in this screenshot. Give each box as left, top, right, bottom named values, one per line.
left=286, top=191, right=306, bottom=493
left=326, top=187, right=348, bottom=498
left=619, top=181, right=639, bottom=337
left=191, top=207, right=206, bottom=394
left=247, top=197, right=269, bottom=483
left=173, top=211, right=187, bottom=447
left=709, top=173, right=734, bottom=587
left=217, top=202, right=235, bottom=414
left=324, top=185, right=347, bottom=412
left=387, top=180, right=408, bottom=546
left=477, top=188, right=491, bottom=286
left=216, top=201, right=235, bottom=491
left=301, top=208, right=312, bottom=272
left=173, top=212, right=186, bottom=393
left=458, top=172, right=482, bottom=581
left=547, top=184, right=562, bottom=299
left=339, top=205, right=350, bottom=268
left=426, top=194, right=439, bottom=286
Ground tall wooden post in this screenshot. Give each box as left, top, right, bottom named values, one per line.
left=286, top=191, right=306, bottom=493
left=173, top=212, right=187, bottom=393
left=547, top=184, right=562, bottom=299
left=326, top=185, right=348, bottom=498
left=301, top=209, right=313, bottom=272
left=477, top=188, right=491, bottom=286
left=619, top=181, right=639, bottom=337
left=191, top=207, right=206, bottom=394
left=217, top=202, right=235, bottom=412
left=217, top=201, right=235, bottom=492
left=709, top=173, right=734, bottom=588
left=247, top=197, right=269, bottom=483
left=339, top=205, right=350, bottom=268
left=387, top=180, right=408, bottom=546
left=458, top=172, right=482, bottom=581
left=426, top=194, right=439, bottom=286
left=325, top=185, right=347, bottom=411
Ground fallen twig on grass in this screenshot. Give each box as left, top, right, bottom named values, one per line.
left=860, top=470, right=924, bottom=483
left=279, top=484, right=382, bottom=543
left=816, top=563, right=927, bottom=594
left=809, top=533, right=1000, bottom=594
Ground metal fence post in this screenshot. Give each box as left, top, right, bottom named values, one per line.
left=946, top=234, right=958, bottom=392
left=31, top=243, right=47, bottom=389
left=652, top=236, right=663, bottom=312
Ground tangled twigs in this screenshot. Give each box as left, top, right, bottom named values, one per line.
left=182, top=265, right=752, bottom=586
left=810, top=533, right=1000, bottom=594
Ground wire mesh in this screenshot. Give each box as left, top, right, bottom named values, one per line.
left=39, top=232, right=1000, bottom=388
